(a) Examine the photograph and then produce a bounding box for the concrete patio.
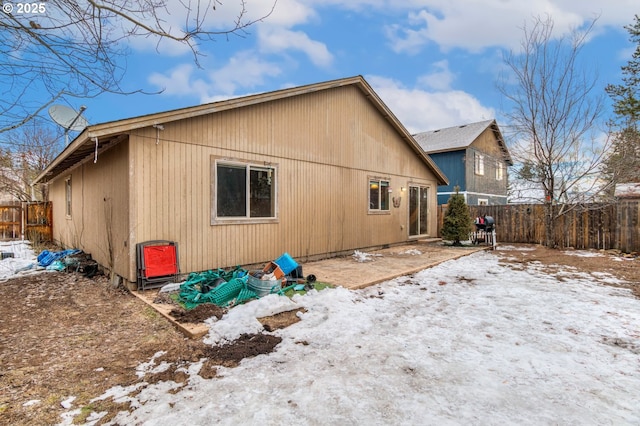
[303,241,488,290]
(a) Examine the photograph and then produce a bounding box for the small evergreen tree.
[441,187,472,246]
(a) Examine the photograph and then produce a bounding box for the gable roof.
[413,119,513,165]
[34,76,448,185]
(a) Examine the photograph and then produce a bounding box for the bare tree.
[0,123,63,201]
[499,16,610,247]
[0,0,277,133]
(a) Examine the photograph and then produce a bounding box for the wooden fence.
[0,202,22,240]
[0,202,52,242]
[437,200,640,253]
[25,202,53,243]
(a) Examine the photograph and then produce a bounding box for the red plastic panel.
[143,245,178,278]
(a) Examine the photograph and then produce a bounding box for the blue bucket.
[274,252,298,275]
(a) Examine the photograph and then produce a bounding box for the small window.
[65,176,72,218]
[496,162,504,181]
[369,179,390,211]
[215,161,276,221]
[478,198,489,206]
[475,153,484,175]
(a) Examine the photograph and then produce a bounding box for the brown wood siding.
[472,128,503,156]
[466,128,508,198]
[49,141,130,276]
[128,85,437,279]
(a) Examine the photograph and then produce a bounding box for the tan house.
[34,76,447,288]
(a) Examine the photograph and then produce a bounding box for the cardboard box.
[262,261,285,279]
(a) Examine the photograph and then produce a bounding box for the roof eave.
[33,130,126,184]
[34,129,91,184]
[34,75,449,186]
[355,79,449,185]
[489,120,513,166]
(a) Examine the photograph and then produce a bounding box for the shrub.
[441,187,472,246]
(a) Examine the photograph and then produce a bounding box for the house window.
[215,161,276,220]
[65,176,72,218]
[369,179,390,211]
[475,153,484,175]
[478,198,489,206]
[496,162,504,181]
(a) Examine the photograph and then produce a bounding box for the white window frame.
[495,162,504,181]
[369,178,390,213]
[475,153,485,176]
[64,176,72,218]
[478,198,489,206]
[212,158,278,225]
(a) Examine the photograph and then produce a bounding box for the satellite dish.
[48,105,89,144]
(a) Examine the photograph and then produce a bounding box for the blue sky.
[74,1,637,135]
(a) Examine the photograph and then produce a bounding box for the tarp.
[179,267,257,309]
[37,249,81,267]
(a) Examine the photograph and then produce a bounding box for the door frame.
[408,183,431,238]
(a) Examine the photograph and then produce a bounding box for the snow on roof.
[413,119,496,153]
[615,182,640,198]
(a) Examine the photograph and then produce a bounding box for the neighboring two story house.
[414,119,512,205]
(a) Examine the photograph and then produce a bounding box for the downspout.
[93,137,99,163]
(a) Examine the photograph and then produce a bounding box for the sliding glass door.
[409,185,429,237]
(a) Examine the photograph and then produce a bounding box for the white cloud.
[384,0,635,54]
[116,0,639,61]
[368,75,495,133]
[148,52,283,102]
[206,51,284,97]
[148,64,206,96]
[296,0,428,13]
[417,60,455,91]
[267,0,318,26]
[142,0,634,122]
[125,0,284,55]
[149,66,494,131]
[258,26,334,68]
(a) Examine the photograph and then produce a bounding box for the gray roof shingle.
[413,119,512,165]
[413,119,496,153]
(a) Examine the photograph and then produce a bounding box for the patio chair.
[136,240,180,291]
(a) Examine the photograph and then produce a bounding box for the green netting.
[209,278,244,305]
[183,266,245,285]
[179,267,256,309]
[235,286,258,305]
[180,277,240,309]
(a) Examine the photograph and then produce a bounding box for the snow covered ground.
[67,246,640,426]
[0,240,37,280]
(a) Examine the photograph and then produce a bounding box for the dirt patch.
[1,244,637,425]
[258,308,306,331]
[496,244,640,298]
[0,272,294,426]
[203,333,283,367]
[170,303,226,323]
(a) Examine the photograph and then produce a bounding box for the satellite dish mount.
[48,105,89,145]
